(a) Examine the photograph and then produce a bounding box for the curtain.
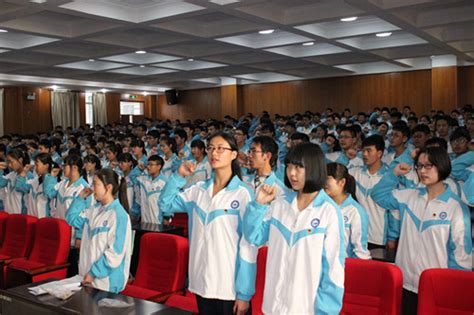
[51,91,80,129]
[92,92,107,126]
[0,88,3,136]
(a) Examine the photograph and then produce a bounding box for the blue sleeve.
[0,171,8,188]
[43,174,59,199]
[447,202,472,271]
[65,196,89,229]
[387,210,401,240]
[451,151,474,182]
[371,172,401,211]
[129,166,144,186]
[158,173,189,215]
[465,172,474,206]
[243,200,271,246]
[235,238,257,301]
[14,175,31,193]
[315,205,345,314]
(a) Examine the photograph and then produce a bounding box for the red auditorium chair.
[418,268,474,314]
[0,214,37,288]
[0,212,9,247]
[341,258,403,315]
[170,213,189,237]
[5,217,71,288]
[121,233,188,303]
[165,246,268,314]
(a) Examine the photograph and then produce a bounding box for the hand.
[410,148,419,160]
[51,167,61,177]
[150,147,158,155]
[386,240,398,250]
[110,161,118,169]
[325,137,335,146]
[256,184,276,205]
[74,239,81,249]
[0,162,7,170]
[79,188,93,199]
[393,162,412,176]
[346,148,358,160]
[20,164,32,176]
[138,162,146,170]
[233,300,250,315]
[178,160,196,177]
[82,273,94,286]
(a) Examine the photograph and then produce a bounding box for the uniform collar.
[418,184,452,203]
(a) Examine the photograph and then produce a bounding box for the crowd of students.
[0,104,472,314]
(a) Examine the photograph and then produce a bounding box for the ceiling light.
[340,17,358,22]
[258,29,274,35]
[302,42,314,46]
[187,58,194,62]
[139,65,145,68]
[376,32,392,37]
[101,88,107,93]
[0,29,8,33]
[143,92,148,96]
[29,0,48,3]
[135,50,147,54]
[88,59,95,62]
[51,85,58,91]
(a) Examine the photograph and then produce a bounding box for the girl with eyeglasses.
[372,147,472,315]
[243,143,345,314]
[159,132,256,315]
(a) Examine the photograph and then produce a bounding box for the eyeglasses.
[452,138,467,145]
[206,146,233,154]
[415,163,434,170]
[248,148,263,155]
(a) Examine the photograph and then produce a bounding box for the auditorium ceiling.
[0,0,473,93]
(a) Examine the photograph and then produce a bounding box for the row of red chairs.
[123,232,474,315]
[0,212,71,288]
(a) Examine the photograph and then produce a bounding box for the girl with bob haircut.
[66,168,132,293]
[243,142,345,314]
[0,148,31,214]
[325,162,370,259]
[372,146,472,315]
[159,132,257,315]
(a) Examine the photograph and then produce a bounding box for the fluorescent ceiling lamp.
[340,17,358,22]
[302,42,314,46]
[376,32,392,37]
[101,88,107,93]
[0,29,8,33]
[135,50,147,54]
[139,65,145,68]
[187,58,194,61]
[258,29,274,35]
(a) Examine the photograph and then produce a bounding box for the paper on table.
[28,275,83,296]
[98,298,135,308]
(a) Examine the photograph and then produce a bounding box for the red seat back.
[252,246,267,315]
[0,212,9,247]
[341,258,403,315]
[134,233,189,293]
[0,214,37,259]
[418,268,474,315]
[28,218,71,265]
[170,213,188,237]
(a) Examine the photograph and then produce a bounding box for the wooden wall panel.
[458,65,474,106]
[79,92,86,126]
[432,66,458,112]
[157,88,221,121]
[106,92,122,124]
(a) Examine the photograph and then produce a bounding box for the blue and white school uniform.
[339,195,371,259]
[371,172,472,293]
[243,190,345,315]
[130,167,167,224]
[326,151,364,170]
[185,157,212,188]
[158,173,257,302]
[15,175,54,218]
[242,171,286,198]
[0,170,29,214]
[66,198,132,293]
[161,154,179,177]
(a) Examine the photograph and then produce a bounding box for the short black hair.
[284,143,326,193]
[339,125,357,138]
[449,127,471,143]
[412,124,431,135]
[260,123,275,135]
[148,154,164,167]
[392,121,411,138]
[251,136,279,168]
[190,139,205,150]
[174,129,188,142]
[290,132,310,143]
[425,137,448,150]
[362,134,385,152]
[147,129,160,139]
[415,147,451,182]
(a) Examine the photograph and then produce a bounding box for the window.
[120,101,144,123]
[85,92,93,125]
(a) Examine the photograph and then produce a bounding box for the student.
[130,155,166,224]
[15,153,56,218]
[371,147,472,314]
[102,143,121,171]
[185,139,211,188]
[175,129,192,160]
[325,162,370,259]
[0,148,32,214]
[117,153,136,216]
[159,136,179,177]
[131,139,148,166]
[383,121,412,166]
[326,125,363,169]
[83,154,101,186]
[159,132,256,315]
[66,168,132,293]
[243,136,286,196]
[243,143,345,314]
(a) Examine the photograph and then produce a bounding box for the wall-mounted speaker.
[165,89,179,105]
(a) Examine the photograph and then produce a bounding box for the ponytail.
[326,162,357,201]
[119,176,130,214]
[96,168,130,214]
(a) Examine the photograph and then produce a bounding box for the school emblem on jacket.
[439,212,447,220]
[311,218,320,228]
[344,216,349,223]
[103,220,108,227]
[231,200,239,209]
